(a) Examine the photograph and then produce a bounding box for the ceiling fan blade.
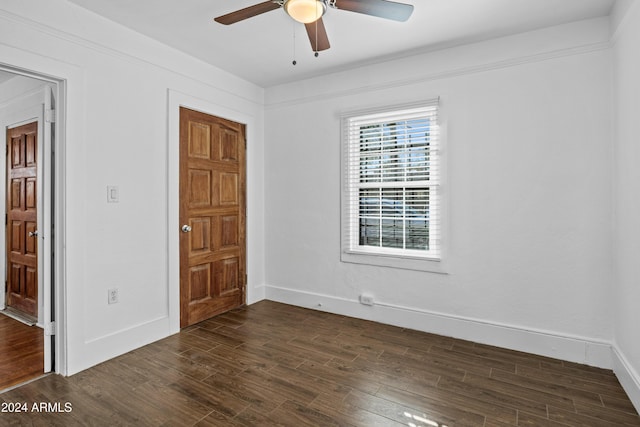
[335,0,413,22]
[214,1,281,25]
[305,17,331,52]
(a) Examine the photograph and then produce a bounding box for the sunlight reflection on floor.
[404,410,448,427]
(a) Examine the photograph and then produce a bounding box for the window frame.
[340,99,447,273]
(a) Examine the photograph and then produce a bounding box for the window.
[341,100,443,271]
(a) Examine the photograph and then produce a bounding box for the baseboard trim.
[248,285,266,305]
[265,285,613,369]
[68,315,171,375]
[612,345,640,412]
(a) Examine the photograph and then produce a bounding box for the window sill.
[341,250,448,273]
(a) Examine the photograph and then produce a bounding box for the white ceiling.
[66,0,615,88]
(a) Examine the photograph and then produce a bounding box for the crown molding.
[609,0,640,47]
[265,40,611,109]
[0,9,263,106]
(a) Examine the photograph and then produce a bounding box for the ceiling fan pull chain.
[314,16,319,57]
[292,21,297,65]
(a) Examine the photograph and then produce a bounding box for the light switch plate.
[107,186,119,203]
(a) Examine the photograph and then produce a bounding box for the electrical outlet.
[359,293,374,306]
[108,288,119,304]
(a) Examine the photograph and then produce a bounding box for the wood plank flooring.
[1,301,638,426]
[0,313,44,390]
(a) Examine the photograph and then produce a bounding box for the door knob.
[29,230,39,237]
[181,225,192,233]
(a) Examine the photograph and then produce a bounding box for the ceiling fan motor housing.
[284,0,328,24]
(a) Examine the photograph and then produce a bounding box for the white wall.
[0,0,266,375]
[612,0,640,410]
[264,18,614,367]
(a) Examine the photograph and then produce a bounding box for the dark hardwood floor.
[1,301,638,426]
[0,313,44,390]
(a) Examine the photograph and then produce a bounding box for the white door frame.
[0,65,65,375]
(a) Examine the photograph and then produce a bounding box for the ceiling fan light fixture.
[284,0,326,24]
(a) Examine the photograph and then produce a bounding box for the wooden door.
[179,108,246,328]
[5,122,38,318]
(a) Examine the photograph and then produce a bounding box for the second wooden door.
[5,121,38,319]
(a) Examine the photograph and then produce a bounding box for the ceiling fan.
[214,0,414,55]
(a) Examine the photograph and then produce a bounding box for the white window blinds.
[342,100,441,260]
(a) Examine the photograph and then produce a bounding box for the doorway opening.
[0,67,62,390]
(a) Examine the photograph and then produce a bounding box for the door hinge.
[45,109,56,124]
[45,321,56,336]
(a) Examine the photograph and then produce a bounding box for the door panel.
[220,215,239,248]
[179,108,246,328]
[217,257,239,295]
[220,173,239,205]
[5,121,38,318]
